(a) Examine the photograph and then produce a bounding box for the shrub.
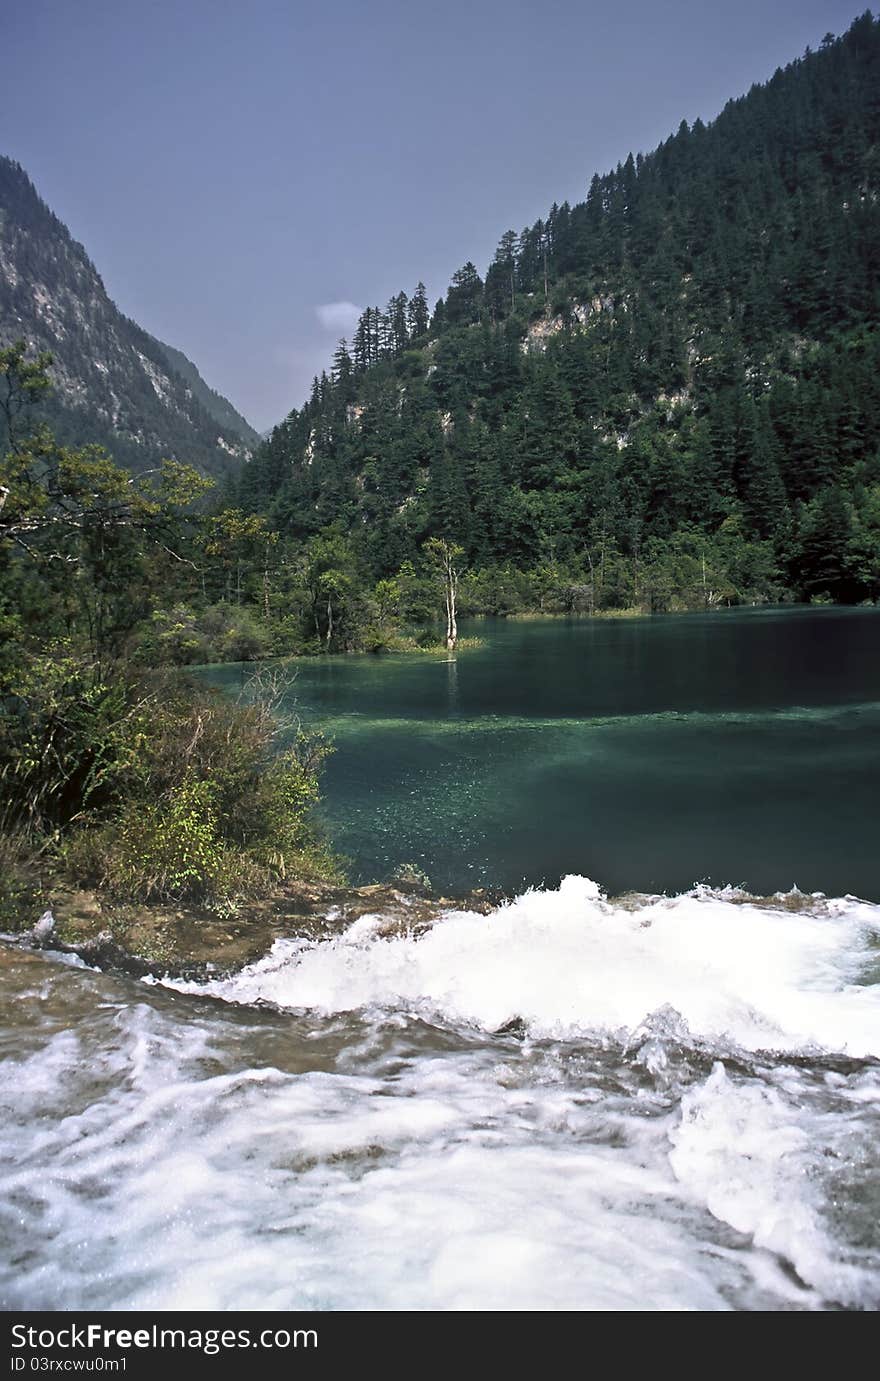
[0,829,44,929]
[64,777,277,910]
[116,775,219,898]
[0,653,152,833]
[8,655,338,909]
[197,604,272,662]
[129,603,273,666]
[128,605,210,666]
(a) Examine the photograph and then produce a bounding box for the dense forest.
[220,13,880,642]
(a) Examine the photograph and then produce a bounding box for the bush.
[129,603,273,666]
[128,605,211,665]
[0,830,44,929]
[6,654,338,909]
[197,604,272,662]
[63,778,277,911]
[0,653,152,833]
[117,775,220,897]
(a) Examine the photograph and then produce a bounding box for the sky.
[3,0,864,431]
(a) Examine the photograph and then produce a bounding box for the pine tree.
[407,283,429,338]
[445,263,484,325]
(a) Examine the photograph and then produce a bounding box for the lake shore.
[2,870,499,981]
[196,600,876,666]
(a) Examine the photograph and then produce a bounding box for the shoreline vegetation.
[0,345,876,962]
[2,596,873,975]
[2,344,824,962]
[2,586,869,981]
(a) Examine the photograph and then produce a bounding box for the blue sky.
[4,0,863,429]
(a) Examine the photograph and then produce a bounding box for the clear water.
[3,606,879,1313]
[208,605,880,900]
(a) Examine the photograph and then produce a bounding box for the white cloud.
[315,300,361,334]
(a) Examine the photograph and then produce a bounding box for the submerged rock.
[25,909,55,947]
[9,877,500,982]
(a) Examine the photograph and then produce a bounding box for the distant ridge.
[149,335,261,449]
[0,155,257,476]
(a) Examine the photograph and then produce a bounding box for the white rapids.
[182,876,880,1056]
[1,876,878,1311]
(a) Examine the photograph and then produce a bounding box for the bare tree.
[424,538,464,653]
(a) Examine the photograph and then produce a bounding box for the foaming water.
[180,877,880,1056]
[2,877,878,1312]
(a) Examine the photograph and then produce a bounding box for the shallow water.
[2,879,879,1311]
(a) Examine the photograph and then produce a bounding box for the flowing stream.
[2,608,879,1311]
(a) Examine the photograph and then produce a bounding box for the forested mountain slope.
[236,14,880,618]
[0,156,255,476]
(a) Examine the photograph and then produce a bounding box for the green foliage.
[225,18,880,616]
[0,340,53,449]
[0,643,331,849]
[0,654,151,833]
[129,605,211,665]
[0,829,46,929]
[392,862,432,891]
[0,350,336,909]
[54,670,337,907]
[130,603,273,665]
[460,565,536,616]
[113,775,222,899]
[0,372,212,662]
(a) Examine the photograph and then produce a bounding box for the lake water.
[214,605,880,901]
[3,607,879,1312]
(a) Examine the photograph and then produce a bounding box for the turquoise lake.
[206,605,880,900]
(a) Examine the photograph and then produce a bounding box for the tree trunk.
[445,563,458,652]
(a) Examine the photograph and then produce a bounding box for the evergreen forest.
[223,13,880,643]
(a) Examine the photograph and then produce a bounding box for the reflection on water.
[205,606,880,899]
[446,655,459,719]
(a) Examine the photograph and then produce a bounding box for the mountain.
[236,14,880,611]
[0,156,256,475]
[148,335,260,448]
